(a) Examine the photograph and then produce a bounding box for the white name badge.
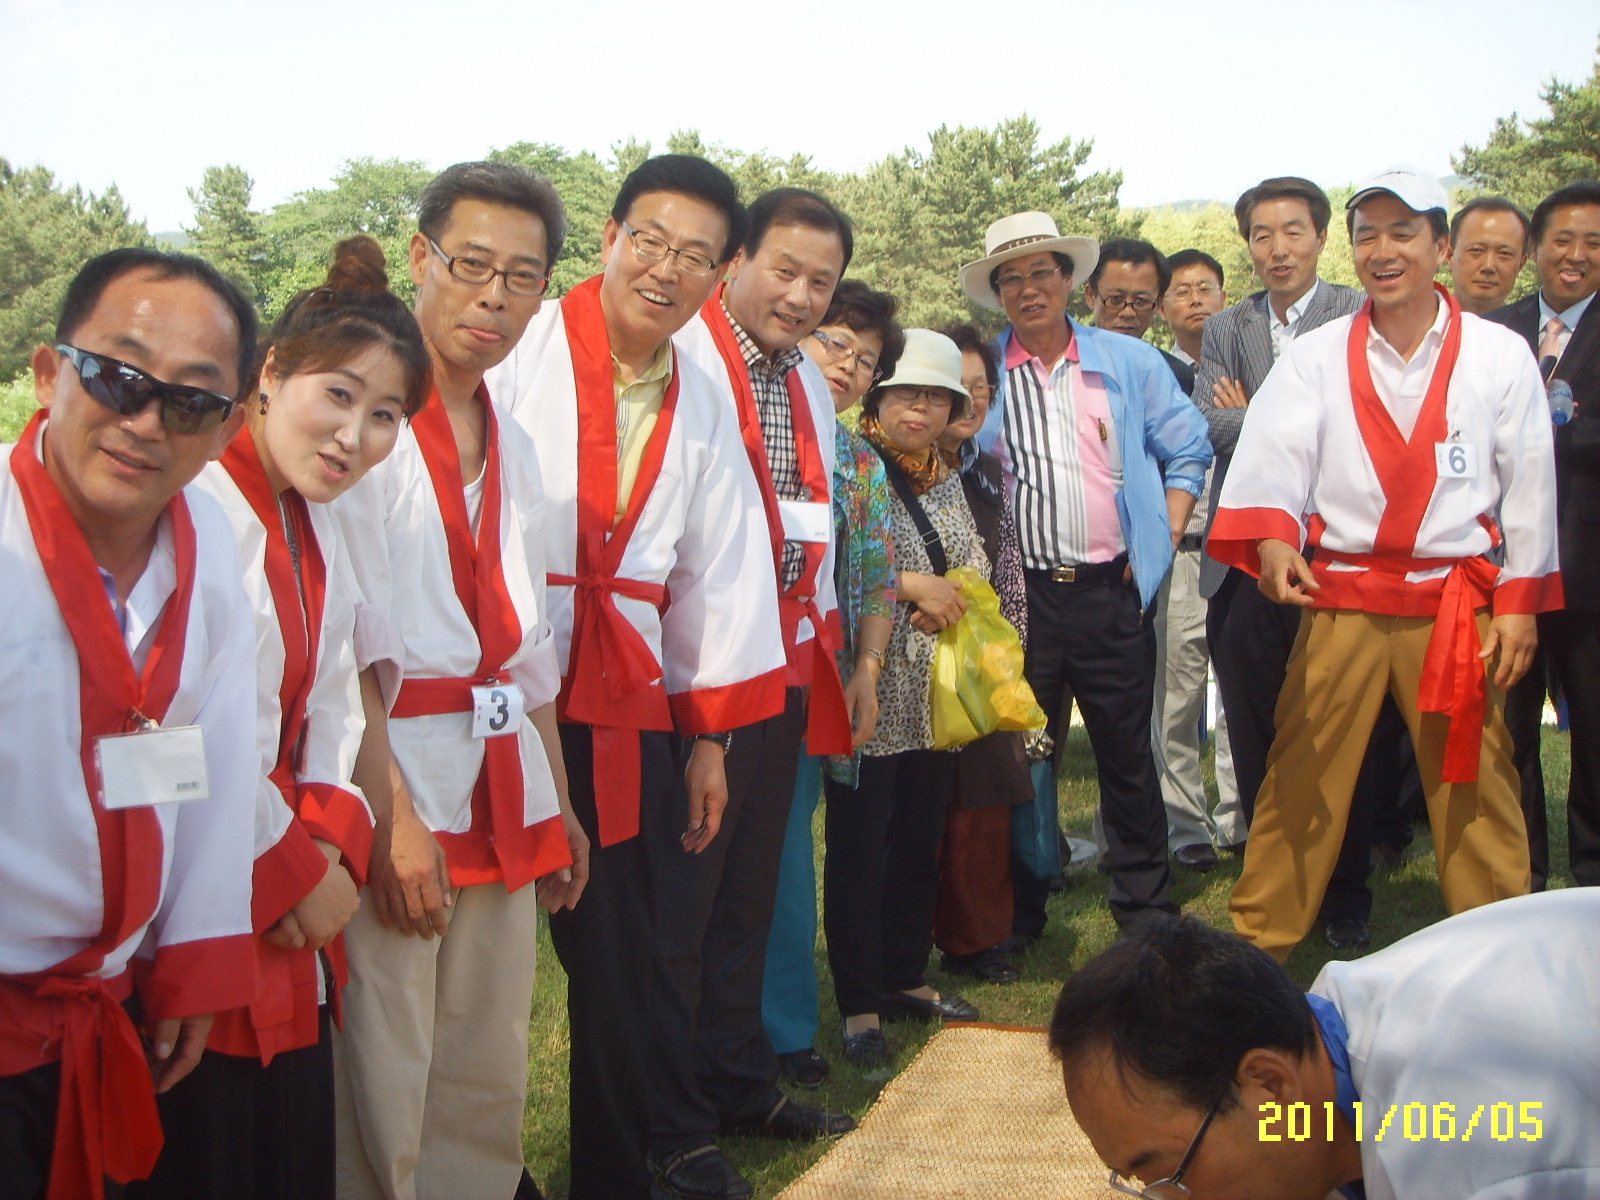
[96,725,210,809]
[778,500,831,544]
[471,682,525,739]
[1435,442,1480,480]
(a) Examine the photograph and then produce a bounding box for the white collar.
[1538,289,1594,333]
[1269,278,1320,332]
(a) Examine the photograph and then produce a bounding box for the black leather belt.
[1027,555,1128,586]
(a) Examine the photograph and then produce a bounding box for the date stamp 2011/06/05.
[1259,1101,1545,1143]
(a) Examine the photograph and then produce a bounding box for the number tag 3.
[471,682,525,739]
[1434,442,1479,480]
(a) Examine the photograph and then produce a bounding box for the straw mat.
[775,1024,1108,1199]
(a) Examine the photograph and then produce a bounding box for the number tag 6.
[1434,442,1479,480]
[471,682,525,739]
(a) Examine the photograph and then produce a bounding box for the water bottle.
[1548,378,1575,427]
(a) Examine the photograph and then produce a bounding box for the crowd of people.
[0,148,1594,1200]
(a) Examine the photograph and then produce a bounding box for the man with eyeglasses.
[1086,243,1243,873]
[0,248,260,1199]
[961,212,1211,938]
[330,162,588,1200]
[1050,895,1600,1200]
[487,155,791,1200]
[668,188,859,1199]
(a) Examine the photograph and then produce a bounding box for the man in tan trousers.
[1209,166,1561,962]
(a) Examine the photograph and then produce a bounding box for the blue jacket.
[976,318,1213,608]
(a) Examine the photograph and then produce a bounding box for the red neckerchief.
[1319,287,1489,780]
[8,409,190,1198]
[220,428,326,801]
[392,386,570,890]
[698,289,851,755]
[547,275,675,846]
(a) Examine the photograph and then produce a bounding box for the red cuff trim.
[297,782,375,888]
[437,816,574,894]
[252,821,329,933]
[669,665,787,734]
[136,933,257,1021]
[1494,572,1565,615]
[1207,507,1304,577]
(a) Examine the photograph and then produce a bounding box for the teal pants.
[760,750,824,1055]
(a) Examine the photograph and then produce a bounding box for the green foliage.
[186,165,268,304]
[488,142,616,294]
[0,370,36,442]
[1456,41,1600,214]
[0,159,150,383]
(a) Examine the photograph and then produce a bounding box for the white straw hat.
[959,212,1100,311]
[875,328,969,399]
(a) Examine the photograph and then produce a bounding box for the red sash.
[1311,288,1491,781]
[698,292,851,755]
[209,430,341,1062]
[392,388,571,891]
[6,410,191,1199]
[545,276,676,846]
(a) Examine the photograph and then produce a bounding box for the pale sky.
[3,0,1595,233]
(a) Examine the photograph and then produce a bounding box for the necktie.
[1539,317,1566,362]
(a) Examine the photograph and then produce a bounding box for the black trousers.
[1018,570,1173,925]
[1508,609,1600,888]
[126,1008,334,1200]
[0,1062,127,1200]
[649,689,806,1159]
[823,749,957,1018]
[547,725,673,1200]
[1208,569,1415,925]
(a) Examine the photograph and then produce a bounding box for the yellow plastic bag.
[929,566,1047,750]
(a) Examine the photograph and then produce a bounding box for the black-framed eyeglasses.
[881,385,955,412]
[56,345,237,435]
[1097,292,1159,314]
[995,265,1064,294]
[811,329,881,379]
[622,222,719,277]
[1167,282,1220,301]
[1107,1092,1224,1199]
[428,237,550,297]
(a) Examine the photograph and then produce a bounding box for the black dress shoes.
[880,989,981,1022]
[721,1095,856,1141]
[776,1046,829,1089]
[649,1146,752,1200]
[939,948,1022,984]
[841,1024,889,1068]
[1174,843,1219,870]
[1324,917,1372,952]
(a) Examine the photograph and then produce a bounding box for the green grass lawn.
[523,726,1574,1197]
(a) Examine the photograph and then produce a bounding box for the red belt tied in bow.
[1316,548,1499,783]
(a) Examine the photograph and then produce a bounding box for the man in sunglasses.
[487,155,789,1200]
[0,248,261,1199]
[1050,897,1600,1200]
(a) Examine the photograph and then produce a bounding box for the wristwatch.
[694,731,733,754]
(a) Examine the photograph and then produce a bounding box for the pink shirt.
[1006,333,1125,564]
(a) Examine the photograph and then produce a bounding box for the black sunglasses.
[56,344,238,435]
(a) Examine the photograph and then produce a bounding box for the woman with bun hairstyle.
[129,236,429,1200]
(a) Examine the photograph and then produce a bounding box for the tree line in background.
[3,43,1598,412]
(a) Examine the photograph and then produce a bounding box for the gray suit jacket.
[1193,280,1364,596]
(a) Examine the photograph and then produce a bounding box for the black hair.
[820,281,905,381]
[1165,248,1225,288]
[1087,238,1172,299]
[988,251,1076,297]
[1048,914,1319,1115]
[1530,180,1600,246]
[56,247,259,401]
[1234,176,1333,239]
[744,188,854,271]
[1449,196,1532,252]
[939,322,998,389]
[611,154,747,264]
[417,161,568,270]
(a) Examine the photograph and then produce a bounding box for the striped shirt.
[1002,332,1125,569]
